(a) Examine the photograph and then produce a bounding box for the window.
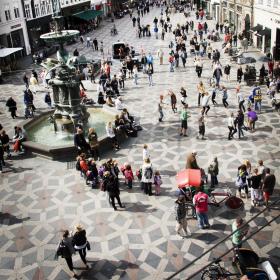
[46,0,51,13]
[41,0,46,15]
[273,0,278,7]
[14,4,20,18]
[5,5,11,21]
[34,3,40,17]
[267,0,271,6]
[258,0,263,4]
[24,3,31,18]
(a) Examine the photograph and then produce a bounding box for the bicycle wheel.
[185,203,197,219]
[201,267,227,280]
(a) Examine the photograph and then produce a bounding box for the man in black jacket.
[103,171,125,211]
[74,127,89,154]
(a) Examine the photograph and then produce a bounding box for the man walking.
[175,195,191,237]
[262,168,276,207]
[193,188,210,229]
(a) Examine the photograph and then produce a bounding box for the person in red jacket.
[193,188,210,229]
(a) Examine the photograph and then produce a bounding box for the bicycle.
[201,259,240,280]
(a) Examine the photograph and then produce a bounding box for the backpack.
[144,166,153,179]
[56,241,70,259]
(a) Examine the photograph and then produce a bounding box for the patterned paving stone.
[0,5,279,280]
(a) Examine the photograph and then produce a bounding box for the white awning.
[0,48,23,58]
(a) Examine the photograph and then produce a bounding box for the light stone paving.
[0,6,279,280]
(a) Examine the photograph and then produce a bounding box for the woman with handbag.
[55,230,77,278]
[72,225,89,269]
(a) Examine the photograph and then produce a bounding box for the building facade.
[219,0,253,35]
[253,0,280,56]
[0,0,31,55]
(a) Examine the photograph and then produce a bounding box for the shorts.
[181,120,188,129]
[263,191,270,201]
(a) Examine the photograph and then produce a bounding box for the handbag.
[86,241,91,250]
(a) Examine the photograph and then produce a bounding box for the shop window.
[24,3,31,18]
[35,3,40,17]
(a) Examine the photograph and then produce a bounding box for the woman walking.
[55,230,77,278]
[72,225,89,269]
[227,112,235,140]
[208,157,219,188]
[88,128,100,161]
[221,86,229,108]
[197,81,206,106]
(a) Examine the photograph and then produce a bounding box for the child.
[154,171,162,195]
[124,164,134,189]
[142,144,150,161]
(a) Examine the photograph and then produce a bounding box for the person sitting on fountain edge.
[74,127,90,154]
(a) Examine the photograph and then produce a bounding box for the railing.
[166,198,280,280]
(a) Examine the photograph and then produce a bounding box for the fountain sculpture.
[40,0,89,132]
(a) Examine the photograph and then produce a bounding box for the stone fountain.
[40,0,89,132]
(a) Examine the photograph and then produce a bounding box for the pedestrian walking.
[175,195,191,237]
[211,84,218,105]
[6,97,17,119]
[221,86,229,108]
[141,158,154,196]
[197,81,206,106]
[168,54,174,72]
[213,66,222,86]
[224,64,231,81]
[262,168,276,207]
[147,65,153,86]
[227,112,235,140]
[235,110,245,139]
[158,98,164,122]
[197,114,206,140]
[194,58,203,78]
[169,90,177,113]
[180,104,189,136]
[208,157,219,188]
[157,48,164,65]
[201,92,211,115]
[55,230,77,278]
[132,65,138,85]
[193,188,210,229]
[72,225,90,269]
[154,170,162,195]
[247,108,258,132]
[237,66,243,83]
[236,87,245,112]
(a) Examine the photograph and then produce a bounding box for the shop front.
[254,7,280,56]
[26,15,52,53]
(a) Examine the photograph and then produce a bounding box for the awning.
[0,47,23,58]
[258,28,271,37]
[72,9,103,21]
[250,24,263,32]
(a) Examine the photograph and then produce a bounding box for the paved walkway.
[0,6,279,280]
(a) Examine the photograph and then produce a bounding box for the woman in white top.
[106,122,119,150]
[201,92,211,115]
[227,112,235,140]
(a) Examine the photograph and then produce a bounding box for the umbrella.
[176,169,201,188]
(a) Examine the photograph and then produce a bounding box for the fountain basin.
[22,107,121,160]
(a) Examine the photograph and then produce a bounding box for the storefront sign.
[11,24,21,30]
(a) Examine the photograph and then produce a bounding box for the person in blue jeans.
[193,189,210,229]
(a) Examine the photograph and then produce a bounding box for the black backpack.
[144,167,153,179]
[76,160,81,171]
[56,241,70,258]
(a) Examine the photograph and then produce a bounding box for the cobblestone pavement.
[0,6,279,280]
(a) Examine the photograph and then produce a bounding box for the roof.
[72,9,103,21]
[0,47,23,58]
